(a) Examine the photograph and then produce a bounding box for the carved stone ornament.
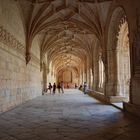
[0,25,40,65]
[0,26,25,53]
[25,52,31,65]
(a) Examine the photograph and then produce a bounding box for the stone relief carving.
[0,26,25,53]
[0,25,40,65]
[109,9,126,51]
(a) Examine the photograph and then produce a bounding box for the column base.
[123,102,140,118]
[108,96,128,103]
[88,90,107,103]
[88,91,127,103]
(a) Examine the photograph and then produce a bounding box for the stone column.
[106,49,117,95]
[123,12,140,117]
[105,49,120,102]
[91,67,94,90]
[42,64,49,92]
[83,64,86,83]
[93,49,99,91]
[79,66,83,84]
[86,63,90,88]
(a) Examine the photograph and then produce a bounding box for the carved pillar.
[91,66,94,90]
[25,52,31,65]
[105,49,117,96]
[130,10,140,105]
[79,66,83,84]
[86,63,90,88]
[93,46,99,91]
[83,63,86,83]
[123,8,140,118]
[42,63,49,91]
[25,36,33,65]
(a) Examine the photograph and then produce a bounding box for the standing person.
[67,83,69,89]
[53,83,56,94]
[57,82,61,93]
[60,81,64,93]
[48,83,52,94]
[79,84,82,90]
[75,83,78,89]
[83,82,87,94]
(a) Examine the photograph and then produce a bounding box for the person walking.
[53,83,56,94]
[57,82,61,93]
[79,84,82,90]
[75,83,78,89]
[83,82,87,94]
[60,81,64,93]
[48,83,52,94]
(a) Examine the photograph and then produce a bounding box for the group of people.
[44,81,64,94]
[79,82,88,94]
[44,81,88,95]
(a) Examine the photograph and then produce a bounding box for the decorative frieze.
[0,26,40,65]
[108,7,126,51]
[0,26,25,55]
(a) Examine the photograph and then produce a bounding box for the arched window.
[107,7,131,102]
[90,68,93,89]
[99,54,104,88]
[117,20,130,101]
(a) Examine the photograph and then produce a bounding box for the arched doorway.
[99,53,105,92]
[57,68,79,88]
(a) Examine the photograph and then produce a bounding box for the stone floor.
[0,89,140,140]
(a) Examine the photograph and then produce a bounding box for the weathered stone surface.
[0,0,140,127]
[0,89,140,140]
[0,37,42,113]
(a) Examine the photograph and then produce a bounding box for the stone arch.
[108,6,127,50]
[116,20,130,101]
[107,6,131,101]
[99,52,105,90]
[57,67,79,88]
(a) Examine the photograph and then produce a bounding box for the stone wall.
[105,0,140,105]
[0,0,42,113]
[0,42,42,113]
[89,0,140,117]
[0,0,25,45]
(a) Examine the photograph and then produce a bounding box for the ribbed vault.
[17,0,112,85]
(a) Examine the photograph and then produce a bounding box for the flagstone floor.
[0,89,140,140]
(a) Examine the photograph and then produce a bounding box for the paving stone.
[0,89,140,140]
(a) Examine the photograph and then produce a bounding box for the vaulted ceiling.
[18,0,112,74]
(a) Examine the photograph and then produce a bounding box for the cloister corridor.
[1,0,140,140]
[0,89,140,140]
